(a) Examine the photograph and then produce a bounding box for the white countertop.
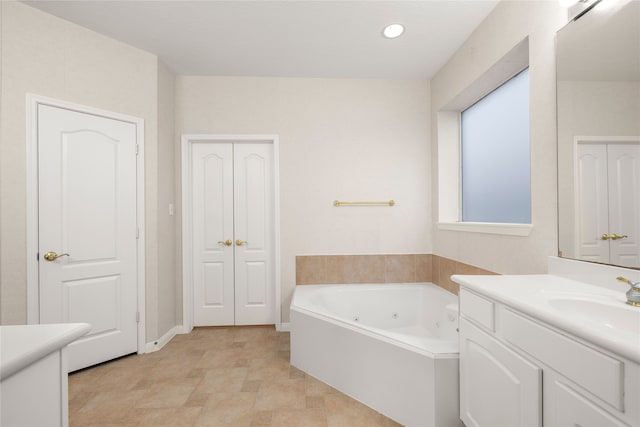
[0,323,91,380]
[452,274,640,364]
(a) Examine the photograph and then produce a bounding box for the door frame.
[181,134,281,332]
[25,94,146,355]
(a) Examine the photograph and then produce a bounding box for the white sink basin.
[547,298,640,335]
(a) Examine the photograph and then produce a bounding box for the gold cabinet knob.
[43,251,69,261]
[217,240,232,247]
[236,240,247,246]
[602,234,612,240]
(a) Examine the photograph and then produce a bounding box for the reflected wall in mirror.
[557,0,640,269]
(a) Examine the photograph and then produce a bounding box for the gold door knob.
[43,251,69,261]
[602,234,612,240]
[218,240,232,247]
[611,234,628,240]
[236,240,247,246]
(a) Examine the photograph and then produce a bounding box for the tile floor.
[69,326,403,426]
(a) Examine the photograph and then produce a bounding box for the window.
[437,38,532,236]
[461,68,531,224]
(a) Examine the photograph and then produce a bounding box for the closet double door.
[191,142,275,326]
[576,142,640,267]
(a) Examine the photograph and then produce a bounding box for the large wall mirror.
[557,0,640,269]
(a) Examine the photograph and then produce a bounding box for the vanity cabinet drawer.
[459,289,495,331]
[501,308,624,410]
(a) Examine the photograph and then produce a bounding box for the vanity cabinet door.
[460,318,542,427]
[546,379,630,427]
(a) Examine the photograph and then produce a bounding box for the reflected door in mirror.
[576,142,640,267]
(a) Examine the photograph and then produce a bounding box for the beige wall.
[1,0,575,333]
[157,60,177,338]
[175,76,431,322]
[0,1,4,322]
[430,1,567,274]
[0,2,174,342]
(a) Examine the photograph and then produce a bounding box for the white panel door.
[234,143,274,325]
[191,142,235,326]
[38,104,138,372]
[190,142,274,326]
[576,144,609,262]
[607,144,640,267]
[576,142,640,267]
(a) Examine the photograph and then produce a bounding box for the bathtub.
[290,283,462,427]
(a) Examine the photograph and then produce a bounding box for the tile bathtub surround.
[296,254,495,295]
[68,326,401,427]
[296,254,432,285]
[431,255,497,295]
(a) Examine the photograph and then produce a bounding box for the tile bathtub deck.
[69,326,402,427]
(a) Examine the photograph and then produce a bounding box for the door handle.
[236,240,247,246]
[43,251,69,261]
[602,234,629,241]
[218,240,233,247]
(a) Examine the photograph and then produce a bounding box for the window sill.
[437,221,533,236]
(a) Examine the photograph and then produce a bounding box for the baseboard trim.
[279,322,291,332]
[145,325,178,353]
[176,324,193,335]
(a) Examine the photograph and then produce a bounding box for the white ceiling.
[23,0,499,79]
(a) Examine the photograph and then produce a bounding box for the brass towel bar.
[333,200,395,207]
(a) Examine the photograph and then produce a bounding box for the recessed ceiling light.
[383,24,404,39]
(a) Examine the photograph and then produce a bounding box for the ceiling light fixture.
[383,24,404,39]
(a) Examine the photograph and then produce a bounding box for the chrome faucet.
[617,277,640,307]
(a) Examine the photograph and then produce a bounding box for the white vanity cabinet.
[1,323,91,427]
[458,284,640,427]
